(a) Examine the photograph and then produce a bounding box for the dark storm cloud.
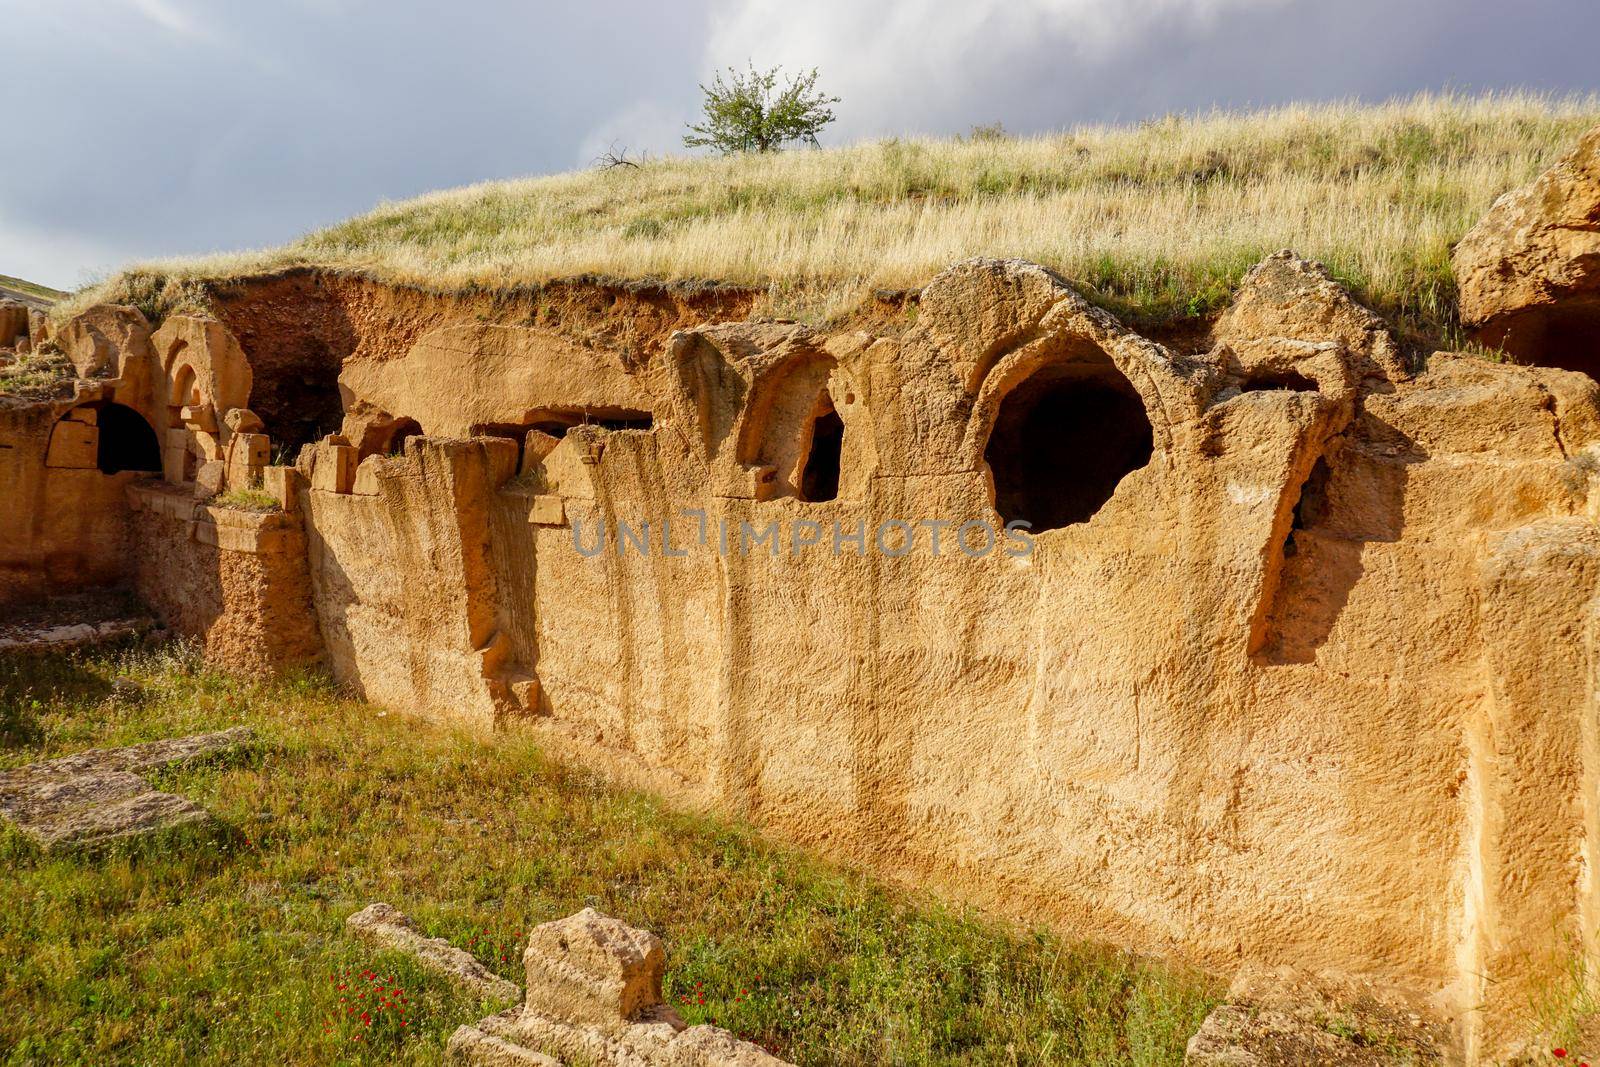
[2,0,708,286]
[3,0,1597,289]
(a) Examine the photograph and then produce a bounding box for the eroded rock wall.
[129,484,323,677]
[277,255,1600,1059]
[15,234,1600,1060]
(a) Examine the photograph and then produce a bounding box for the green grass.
[0,642,1218,1065]
[209,487,281,513]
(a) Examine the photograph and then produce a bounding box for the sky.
[3,0,1599,290]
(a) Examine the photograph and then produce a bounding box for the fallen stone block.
[524,906,666,1028]
[0,766,212,852]
[453,907,791,1067]
[312,439,358,493]
[22,788,214,852]
[347,903,521,1003]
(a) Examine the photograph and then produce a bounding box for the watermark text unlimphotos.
[571,510,1033,559]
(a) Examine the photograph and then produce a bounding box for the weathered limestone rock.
[346,903,520,1002]
[193,458,225,499]
[16,179,1600,1061]
[28,725,256,777]
[452,909,789,1067]
[223,407,265,435]
[59,304,153,379]
[225,431,270,488]
[446,1027,562,1066]
[1455,123,1600,371]
[1185,966,1449,1065]
[248,248,1600,1061]
[310,436,357,493]
[2,780,212,852]
[1213,249,1407,383]
[523,908,666,1028]
[0,728,254,852]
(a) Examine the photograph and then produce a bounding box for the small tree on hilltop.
[683,64,839,154]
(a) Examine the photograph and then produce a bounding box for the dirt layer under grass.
[0,641,1217,1066]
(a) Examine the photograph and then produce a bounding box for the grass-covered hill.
[0,273,65,308]
[75,93,1600,338]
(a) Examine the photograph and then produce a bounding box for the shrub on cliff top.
[684,64,840,155]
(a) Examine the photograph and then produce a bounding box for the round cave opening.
[984,361,1153,532]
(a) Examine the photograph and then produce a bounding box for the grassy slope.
[0,643,1217,1066]
[0,274,65,306]
[73,93,1600,335]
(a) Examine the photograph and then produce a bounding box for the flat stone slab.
[0,616,153,653]
[0,727,255,853]
[347,902,521,1002]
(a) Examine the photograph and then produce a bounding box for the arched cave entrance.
[1491,303,1600,382]
[984,360,1153,532]
[387,418,422,455]
[89,402,162,475]
[798,398,843,503]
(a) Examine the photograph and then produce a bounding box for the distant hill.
[0,274,66,309]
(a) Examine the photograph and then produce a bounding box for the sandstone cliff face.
[7,227,1600,1059]
[259,254,1599,1062]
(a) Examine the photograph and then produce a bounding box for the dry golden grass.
[72,92,1600,331]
